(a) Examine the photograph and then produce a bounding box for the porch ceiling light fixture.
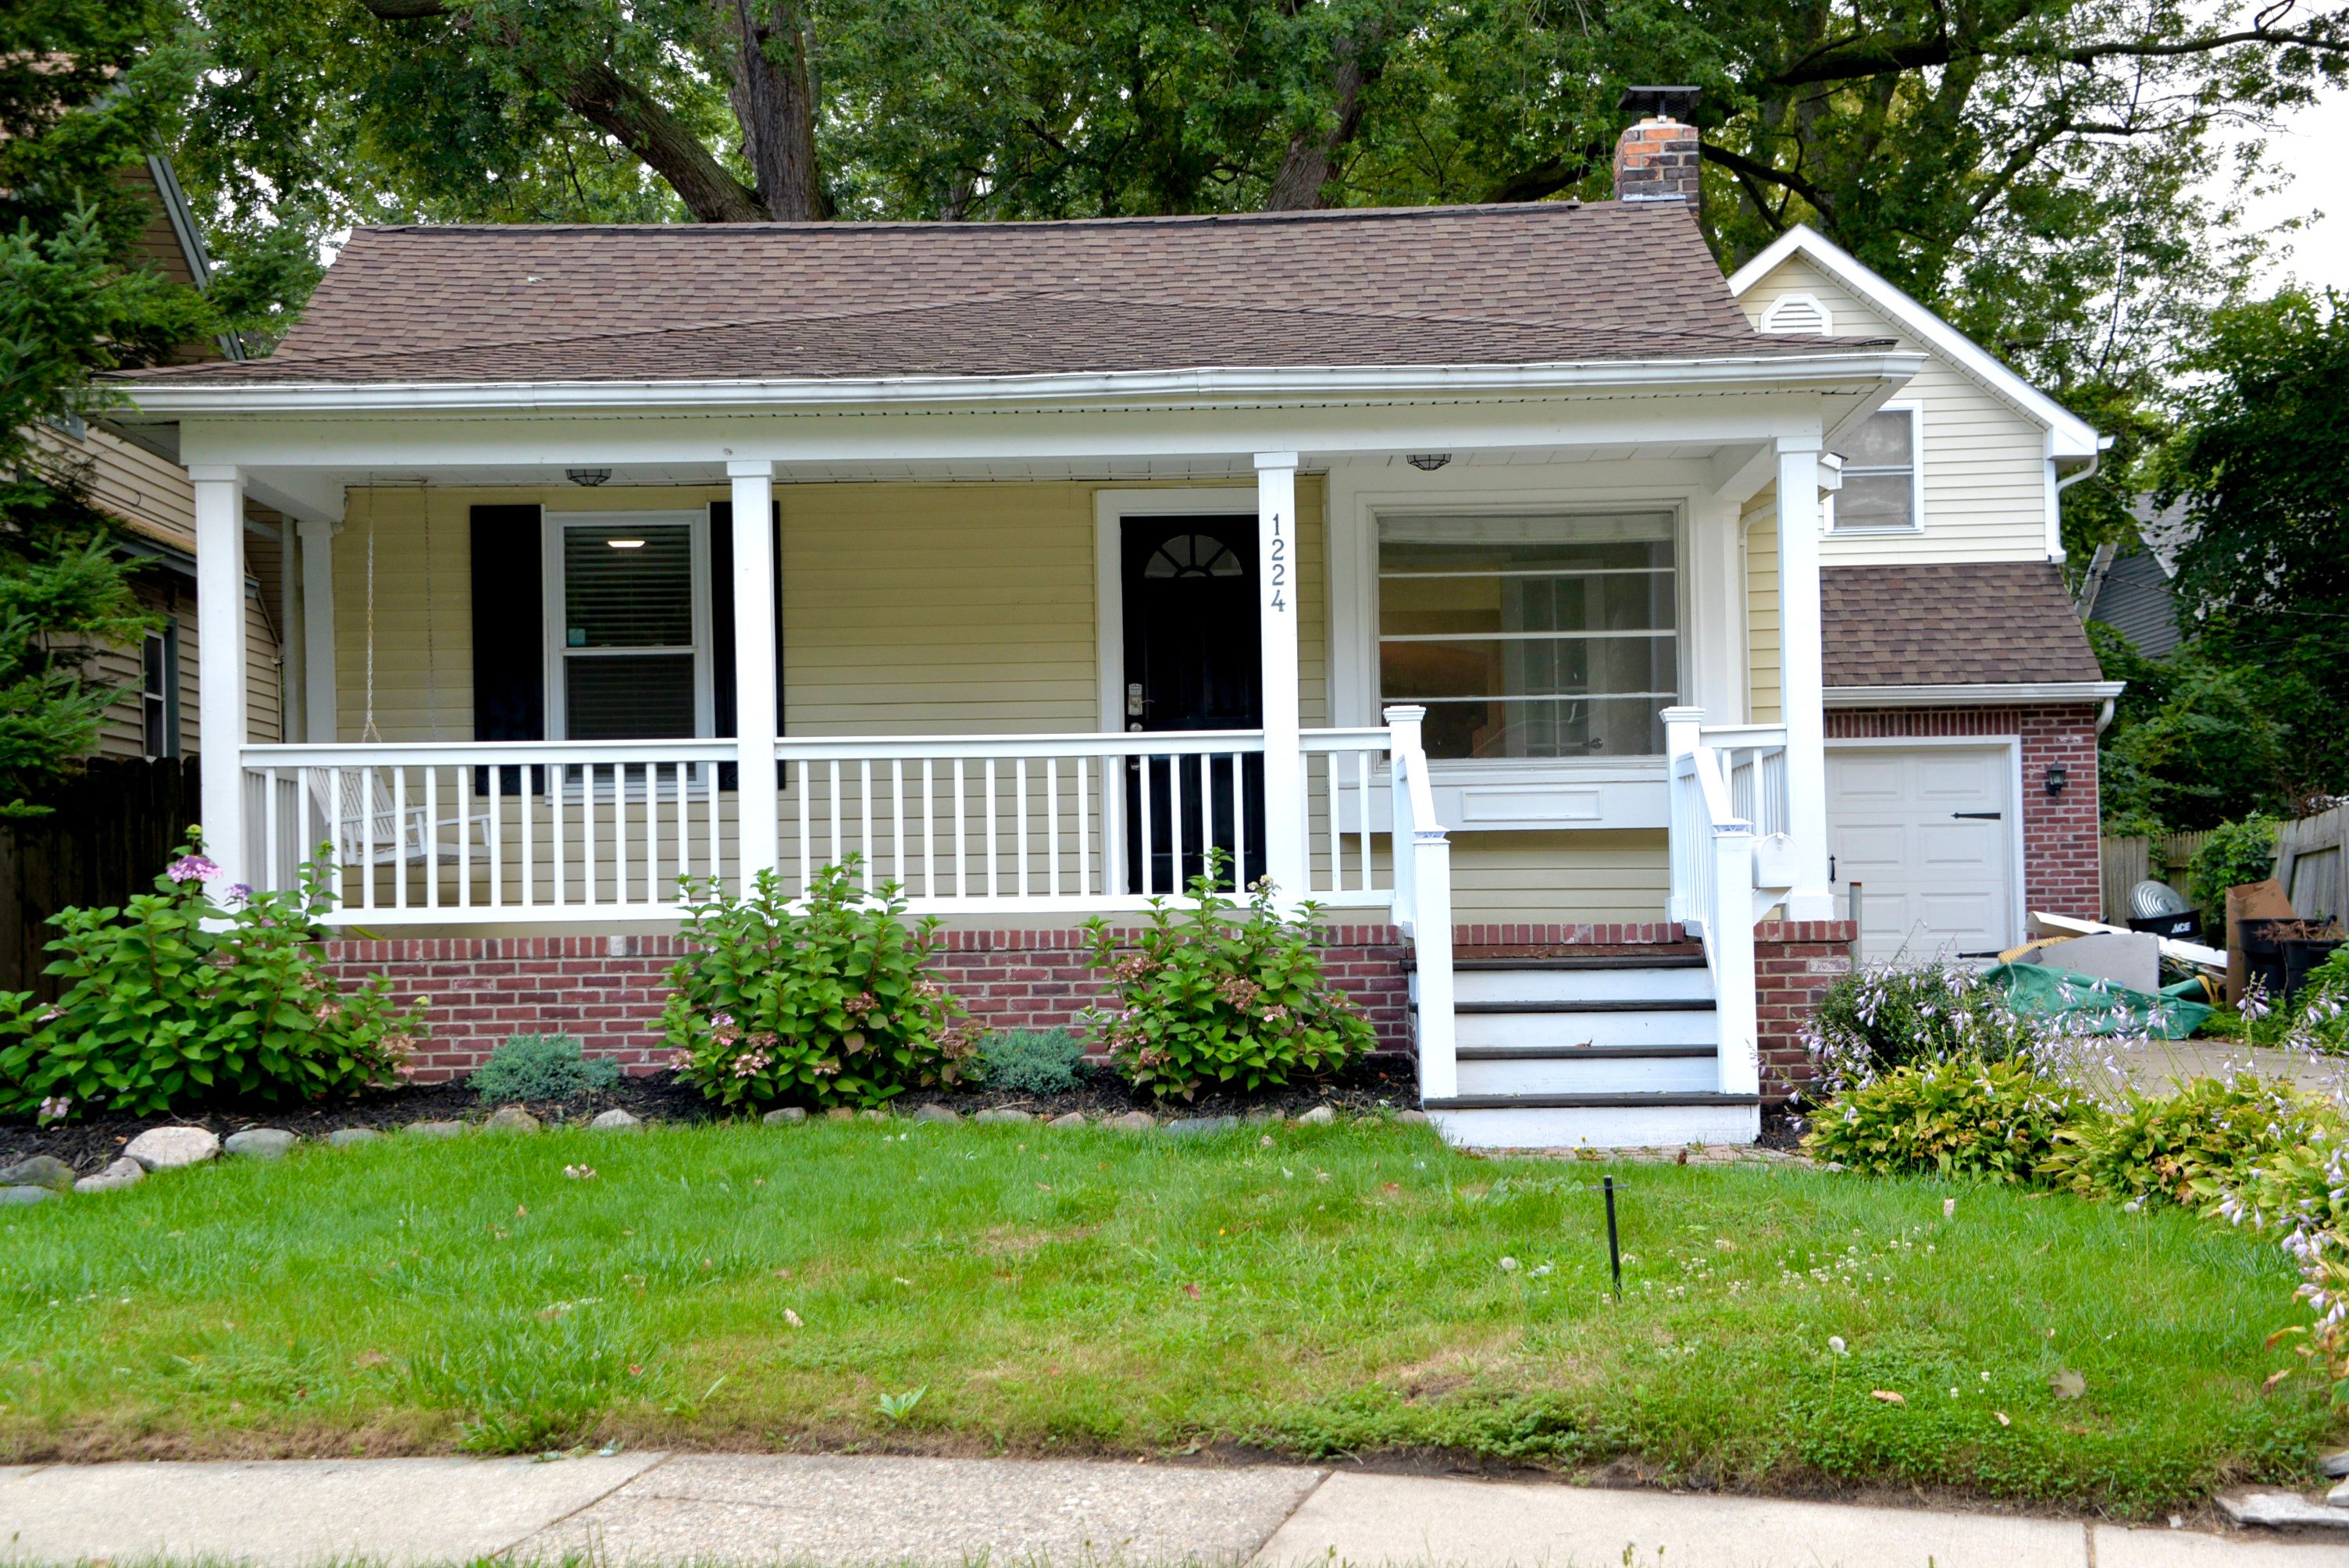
[565,467,612,486]
[606,537,646,549]
[1406,453,1453,472]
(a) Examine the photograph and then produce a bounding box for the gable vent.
[1759,292,1833,335]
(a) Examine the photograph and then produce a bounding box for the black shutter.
[471,504,544,793]
[708,499,782,789]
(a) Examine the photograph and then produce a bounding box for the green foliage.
[2185,815,2279,921]
[978,1028,1090,1096]
[1083,857,1373,1100]
[466,1033,620,1105]
[1802,964,2044,1099]
[1803,1058,2095,1182]
[2090,629,2315,833]
[2046,1075,2333,1206]
[0,839,425,1118]
[661,859,975,1112]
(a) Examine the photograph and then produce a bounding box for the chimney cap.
[1617,85,1701,121]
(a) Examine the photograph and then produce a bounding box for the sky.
[2228,87,2349,291]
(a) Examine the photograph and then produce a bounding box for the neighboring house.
[2075,498,2193,659]
[1727,230,2119,970]
[38,155,286,764]
[109,94,2112,1146]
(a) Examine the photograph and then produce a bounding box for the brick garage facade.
[328,926,1413,1083]
[1826,702,2105,922]
[1755,919,1860,1100]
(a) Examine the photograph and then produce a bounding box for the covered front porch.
[146,373,1892,1138]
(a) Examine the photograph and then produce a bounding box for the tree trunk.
[1264,30,1377,211]
[725,0,825,221]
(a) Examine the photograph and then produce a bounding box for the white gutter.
[117,350,1927,419]
[1823,681,2126,707]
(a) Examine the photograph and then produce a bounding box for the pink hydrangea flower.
[166,854,220,884]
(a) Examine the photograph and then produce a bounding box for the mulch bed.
[2,1057,1427,1176]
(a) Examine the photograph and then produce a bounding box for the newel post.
[728,459,780,889]
[1661,705,1703,924]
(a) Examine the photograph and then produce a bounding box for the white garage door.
[1827,744,2016,964]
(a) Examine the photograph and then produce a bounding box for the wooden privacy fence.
[2103,805,2348,925]
[0,757,200,998]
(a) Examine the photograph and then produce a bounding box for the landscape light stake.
[1603,1175,1623,1299]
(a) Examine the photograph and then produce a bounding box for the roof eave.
[117,351,1928,418]
[1823,680,2126,707]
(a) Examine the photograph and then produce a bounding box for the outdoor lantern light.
[2045,764,2068,796]
[1406,453,1453,471]
[565,467,612,486]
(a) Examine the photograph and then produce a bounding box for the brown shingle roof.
[1823,561,2105,686]
[123,202,1887,385]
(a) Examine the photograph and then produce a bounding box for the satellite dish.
[2130,879,2192,919]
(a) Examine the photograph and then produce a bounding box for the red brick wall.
[327,926,1415,1082]
[1754,919,1859,1101]
[1825,702,2105,921]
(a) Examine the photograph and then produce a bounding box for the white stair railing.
[1385,704,1456,1103]
[1664,709,1763,1101]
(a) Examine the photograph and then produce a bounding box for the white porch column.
[191,464,248,894]
[1255,452,1305,899]
[296,516,338,743]
[728,460,781,888]
[1774,440,1834,920]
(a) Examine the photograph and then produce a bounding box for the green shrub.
[1801,964,2043,1099]
[979,1028,1090,1095]
[468,1034,621,1104]
[1083,855,1374,1100]
[2186,814,2279,923]
[661,858,974,1112]
[2046,1074,2333,1206]
[2286,946,2349,1055]
[0,840,424,1120]
[1803,1057,2095,1182]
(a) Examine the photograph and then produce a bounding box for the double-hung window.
[141,621,180,760]
[543,512,712,743]
[1830,407,1922,532]
[1377,511,1681,761]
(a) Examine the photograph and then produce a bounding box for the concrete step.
[1425,1096,1762,1150]
[1446,961,1714,1006]
[1456,1046,1718,1096]
[1454,1005,1718,1051]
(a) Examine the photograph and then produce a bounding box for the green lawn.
[1,1118,2332,1513]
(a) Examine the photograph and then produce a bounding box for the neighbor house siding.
[1737,254,2051,565]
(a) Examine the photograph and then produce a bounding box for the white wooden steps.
[1413,953,1763,1149]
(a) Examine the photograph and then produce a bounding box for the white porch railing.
[1384,705,1457,1103]
[241,728,1399,923]
[1663,710,1767,1100]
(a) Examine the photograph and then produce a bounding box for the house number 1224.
[1267,511,1286,611]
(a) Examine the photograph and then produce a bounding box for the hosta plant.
[0,838,424,1118]
[1083,855,1374,1100]
[2045,1073,2333,1207]
[1803,1057,2095,1183]
[661,859,974,1112]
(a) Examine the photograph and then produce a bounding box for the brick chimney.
[1612,85,1702,203]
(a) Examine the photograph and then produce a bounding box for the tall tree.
[0,2,221,813]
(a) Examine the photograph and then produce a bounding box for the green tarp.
[1984,961,2214,1039]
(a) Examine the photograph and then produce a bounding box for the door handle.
[1952,811,2002,820]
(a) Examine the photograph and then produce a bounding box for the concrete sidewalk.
[3,1452,2345,1567]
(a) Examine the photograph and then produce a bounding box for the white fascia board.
[1727,227,2098,461]
[119,350,1926,419]
[1823,681,2125,707]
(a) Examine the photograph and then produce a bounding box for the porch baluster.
[1014,757,1029,896]
[1046,757,1060,898]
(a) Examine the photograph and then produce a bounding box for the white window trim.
[1759,291,1834,335]
[1092,486,1260,732]
[540,509,715,742]
[1825,401,1924,536]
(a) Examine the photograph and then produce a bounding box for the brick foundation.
[1826,703,2105,921]
[1755,919,1860,1102]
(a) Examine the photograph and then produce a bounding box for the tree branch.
[1698,141,1838,219]
[1265,25,1383,209]
[1760,21,2349,90]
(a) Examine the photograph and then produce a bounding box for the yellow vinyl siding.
[1450,831,1669,925]
[1743,497,1780,722]
[1738,254,2050,564]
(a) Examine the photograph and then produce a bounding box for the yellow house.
[112,98,2109,1147]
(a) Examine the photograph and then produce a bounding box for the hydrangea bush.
[1082,857,1373,1100]
[660,859,974,1112]
[0,838,425,1119]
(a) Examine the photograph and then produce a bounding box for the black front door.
[1121,517,1266,894]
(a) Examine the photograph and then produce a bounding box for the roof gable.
[1727,226,2100,461]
